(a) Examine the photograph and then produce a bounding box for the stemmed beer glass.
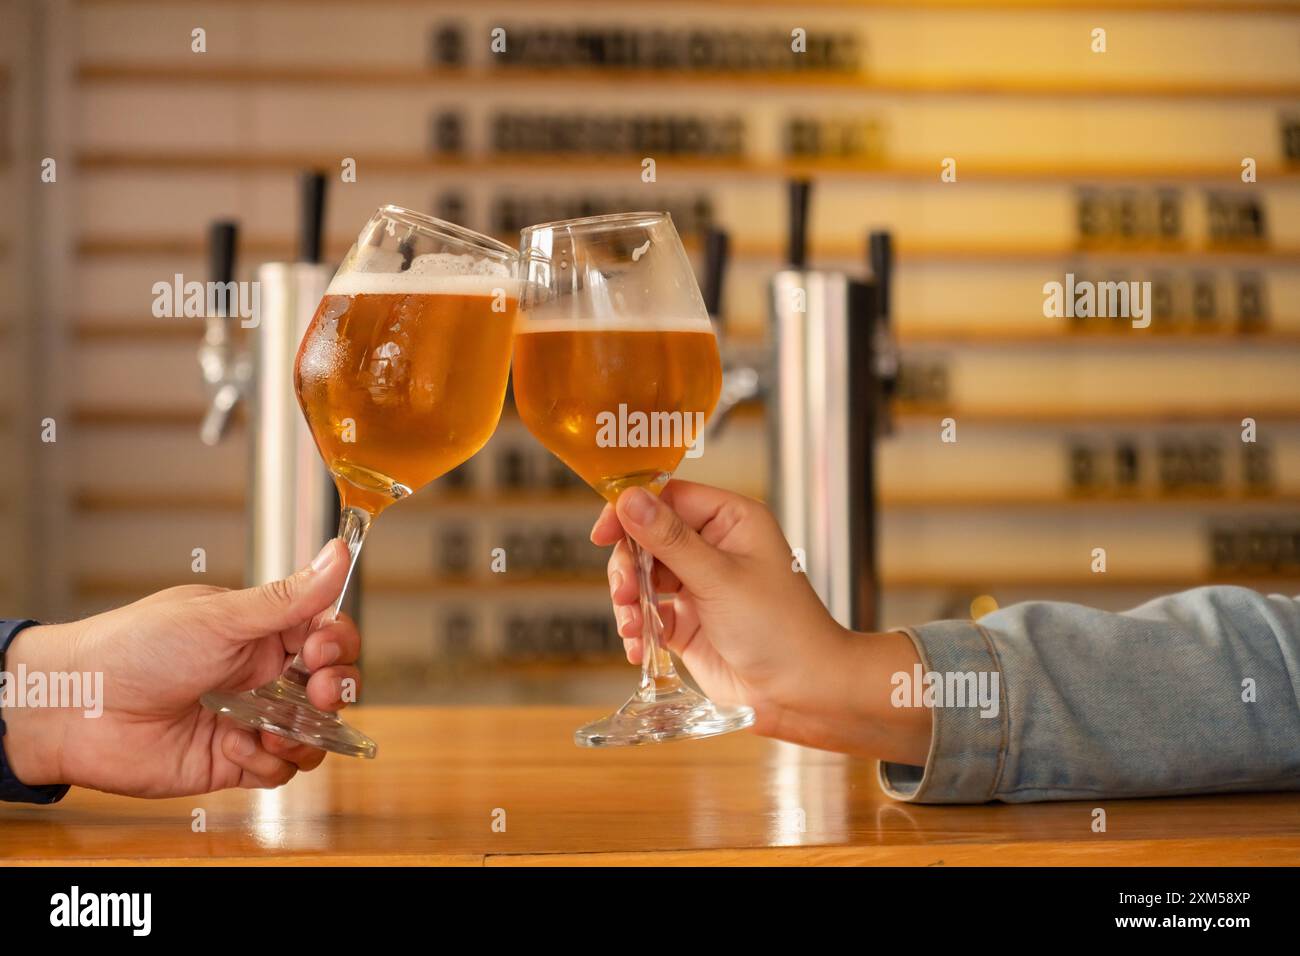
[202,205,519,758]
[511,212,756,746]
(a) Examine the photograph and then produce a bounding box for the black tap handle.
[208,220,237,285]
[786,178,811,269]
[298,170,328,264]
[869,230,893,322]
[702,227,730,320]
[207,221,238,316]
[868,229,899,422]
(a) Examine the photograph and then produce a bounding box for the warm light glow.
[768,739,850,846]
[970,594,999,619]
[250,787,286,849]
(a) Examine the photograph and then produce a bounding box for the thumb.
[615,486,728,592]
[207,539,350,641]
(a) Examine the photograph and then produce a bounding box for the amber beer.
[512,324,721,501]
[296,272,518,515]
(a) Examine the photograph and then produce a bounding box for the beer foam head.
[350,245,406,275]
[517,316,716,333]
[327,251,518,298]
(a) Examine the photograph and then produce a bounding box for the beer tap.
[702,226,729,325]
[198,220,251,447]
[869,230,900,436]
[247,170,340,592]
[768,177,891,631]
[703,226,762,438]
[786,178,811,271]
[709,178,814,439]
[298,169,327,265]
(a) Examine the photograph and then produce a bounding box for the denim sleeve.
[878,586,1300,803]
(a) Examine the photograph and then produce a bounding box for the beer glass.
[512,212,755,746]
[202,206,519,757]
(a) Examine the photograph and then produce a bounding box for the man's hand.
[2,539,361,797]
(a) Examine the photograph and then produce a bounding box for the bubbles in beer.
[297,262,519,514]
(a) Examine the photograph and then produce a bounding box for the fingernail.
[230,731,256,757]
[616,606,633,634]
[318,642,341,666]
[609,570,623,596]
[311,540,338,572]
[621,487,656,525]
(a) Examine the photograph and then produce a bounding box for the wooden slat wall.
[3,0,1298,696]
[1,0,34,608]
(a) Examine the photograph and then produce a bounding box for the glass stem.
[629,534,682,698]
[281,504,371,687]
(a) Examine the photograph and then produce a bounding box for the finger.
[623,636,642,664]
[654,562,681,595]
[223,729,299,789]
[285,614,361,668]
[203,539,349,644]
[590,503,622,546]
[659,480,756,543]
[613,600,677,644]
[619,602,682,663]
[607,540,679,606]
[604,480,759,562]
[607,540,635,605]
[305,665,360,711]
[614,602,640,639]
[260,731,327,772]
[616,487,731,594]
[661,599,699,657]
[238,769,300,790]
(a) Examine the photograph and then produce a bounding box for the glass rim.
[373,204,518,261]
[520,210,672,239]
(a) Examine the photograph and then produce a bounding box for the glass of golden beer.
[512,212,755,746]
[202,205,519,758]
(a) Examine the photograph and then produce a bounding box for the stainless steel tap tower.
[199,172,343,602]
[247,256,336,587]
[766,180,896,631]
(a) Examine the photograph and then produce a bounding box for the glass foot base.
[575,681,755,747]
[202,678,377,759]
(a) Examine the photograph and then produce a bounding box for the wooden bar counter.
[1,707,1296,866]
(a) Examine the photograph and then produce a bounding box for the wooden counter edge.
[6,836,1294,867]
[3,854,485,867]
[485,836,1300,867]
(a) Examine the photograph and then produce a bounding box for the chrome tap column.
[249,258,335,585]
[198,172,342,595]
[249,171,337,587]
[767,180,893,631]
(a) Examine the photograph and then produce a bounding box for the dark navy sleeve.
[1,619,71,804]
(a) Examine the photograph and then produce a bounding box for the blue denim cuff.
[878,619,1008,804]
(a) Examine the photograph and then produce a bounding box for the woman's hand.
[592,481,930,762]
